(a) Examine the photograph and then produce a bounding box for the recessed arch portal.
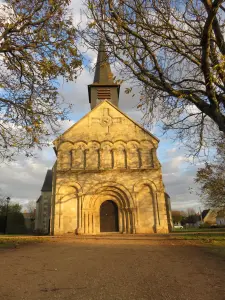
[81,182,136,234]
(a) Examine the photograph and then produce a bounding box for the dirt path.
[0,238,225,300]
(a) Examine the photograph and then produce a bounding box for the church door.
[100,200,119,232]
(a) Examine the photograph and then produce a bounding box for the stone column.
[128,208,133,233]
[132,210,136,234]
[133,194,140,233]
[155,192,160,226]
[88,211,91,234]
[76,193,83,235]
[118,208,123,233]
[121,209,126,234]
[83,211,87,234]
[125,207,130,233]
[92,212,96,234]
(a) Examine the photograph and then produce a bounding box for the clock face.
[101,116,112,127]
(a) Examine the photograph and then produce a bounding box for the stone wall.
[57,140,158,171]
[52,168,169,235]
[35,191,51,234]
[51,101,170,235]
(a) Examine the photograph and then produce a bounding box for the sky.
[0,0,204,213]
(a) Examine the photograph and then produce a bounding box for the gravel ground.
[0,238,225,300]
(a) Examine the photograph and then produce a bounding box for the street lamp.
[4,197,10,234]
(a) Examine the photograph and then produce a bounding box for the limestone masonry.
[35,42,172,235]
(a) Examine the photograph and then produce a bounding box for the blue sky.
[0,0,204,213]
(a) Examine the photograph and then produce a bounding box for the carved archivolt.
[57,140,157,171]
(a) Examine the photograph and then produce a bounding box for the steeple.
[93,40,114,84]
[88,41,120,109]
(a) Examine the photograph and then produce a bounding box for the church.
[35,42,172,235]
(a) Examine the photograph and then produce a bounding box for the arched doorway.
[100,200,119,232]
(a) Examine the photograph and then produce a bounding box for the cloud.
[0,147,55,206]
[161,151,202,211]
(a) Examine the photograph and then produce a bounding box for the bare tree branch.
[81,0,225,157]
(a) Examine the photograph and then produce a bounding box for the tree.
[0,199,22,215]
[82,0,225,156]
[25,200,36,220]
[171,210,183,224]
[187,208,197,216]
[195,142,225,208]
[185,214,200,225]
[0,195,24,233]
[180,209,200,225]
[0,193,10,215]
[0,0,82,161]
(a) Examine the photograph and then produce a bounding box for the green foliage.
[199,222,212,228]
[0,0,82,161]
[0,200,25,234]
[172,210,186,224]
[184,214,200,225]
[0,202,22,215]
[5,212,25,234]
[172,214,182,224]
[0,236,46,248]
[195,142,225,208]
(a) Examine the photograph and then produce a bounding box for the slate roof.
[88,41,120,103]
[93,40,115,85]
[41,169,52,192]
[36,195,42,203]
[201,209,210,220]
[165,192,170,199]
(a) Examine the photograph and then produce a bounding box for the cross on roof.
[92,108,123,133]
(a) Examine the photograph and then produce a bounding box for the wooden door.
[100,200,119,232]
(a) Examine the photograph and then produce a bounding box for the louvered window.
[97,88,111,100]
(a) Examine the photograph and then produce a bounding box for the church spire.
[93,40,114,84]
[88,40,120,109]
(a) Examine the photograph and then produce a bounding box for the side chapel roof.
[41,169,52,192]
[36,195,42,203]
[201,209,210,220]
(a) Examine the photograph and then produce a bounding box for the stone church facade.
[35,42,172,235]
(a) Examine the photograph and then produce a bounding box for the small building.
[202,208,225,226]
[216,210,225,225]
[202,209,218,225]
[35,170,52,234]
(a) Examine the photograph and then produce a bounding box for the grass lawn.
[0,235,49,249]
[1,233,225,259]
[172,227,225,232]
[172,233,225,242]
[172,233,225,258]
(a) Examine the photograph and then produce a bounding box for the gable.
[54,101,159,148]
